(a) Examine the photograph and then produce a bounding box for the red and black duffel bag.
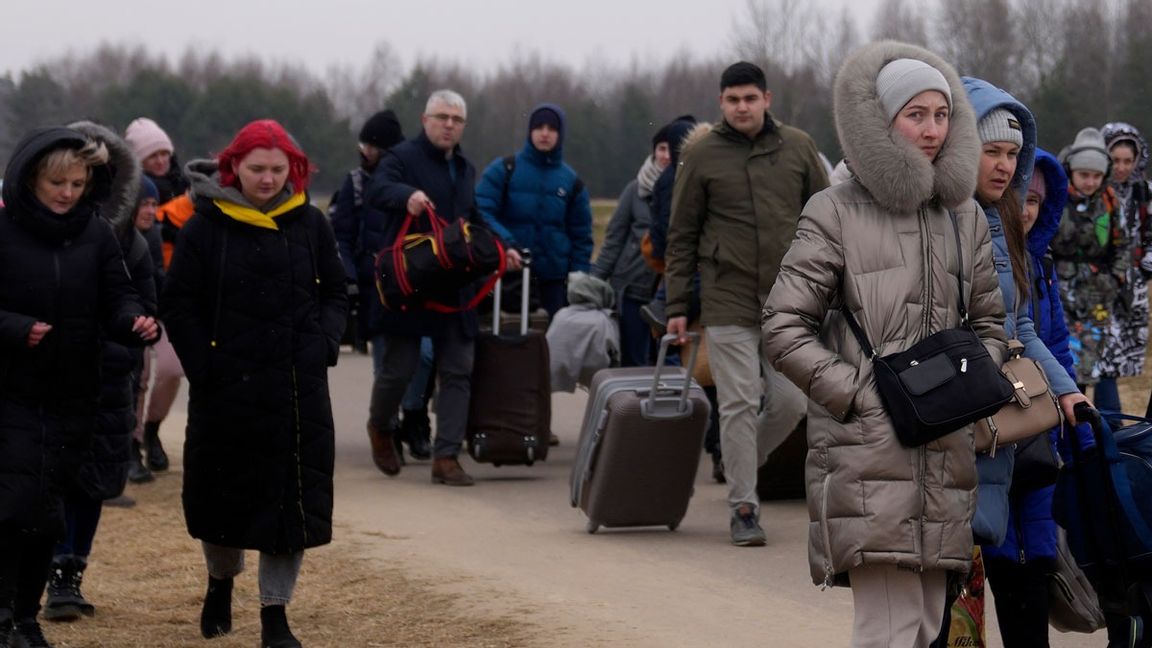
[375,208,505,313]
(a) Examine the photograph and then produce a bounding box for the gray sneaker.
[730,504,766,546]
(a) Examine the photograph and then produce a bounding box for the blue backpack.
[1053,407,1152,619]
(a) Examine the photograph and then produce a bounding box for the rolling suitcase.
[570,334,711,533]
[466,263,551,466]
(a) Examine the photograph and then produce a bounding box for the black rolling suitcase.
[465,263,551,466]
[570,334,711,533]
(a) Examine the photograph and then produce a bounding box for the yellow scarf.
[214,192,306,230]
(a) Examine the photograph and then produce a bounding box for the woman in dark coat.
[162,119,347,648]
[0,128,157,647]
[41,121,159,624]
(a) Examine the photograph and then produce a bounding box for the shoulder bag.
[973,338,1061,455]
[841,211,1015,447]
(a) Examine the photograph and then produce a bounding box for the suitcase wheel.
[525,460,534,467]
[586,520,600,534]
[493,462,502,467]
[668,520,681,532]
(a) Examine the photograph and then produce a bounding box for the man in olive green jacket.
[666,62,829,546]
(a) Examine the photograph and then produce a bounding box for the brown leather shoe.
[367,422,401,476]
[431,456,475,486]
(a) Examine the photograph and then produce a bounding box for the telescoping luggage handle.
[491,249,532,335]
[643,333,702,419]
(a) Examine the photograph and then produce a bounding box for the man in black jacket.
[364,90,508,486]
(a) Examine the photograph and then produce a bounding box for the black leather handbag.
[842,212,1015,447]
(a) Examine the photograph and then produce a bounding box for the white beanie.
[876,58,952,123]
[124,117,174,162]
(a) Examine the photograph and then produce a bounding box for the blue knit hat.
[139,175,159,203]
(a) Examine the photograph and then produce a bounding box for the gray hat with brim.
[1062,127,1110,174]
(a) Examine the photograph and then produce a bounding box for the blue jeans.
[54,493,103,559]
[618,296,652,367]
[202,543,303,606]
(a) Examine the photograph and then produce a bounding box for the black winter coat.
[366,132,483,338]
[330,168,392,338]
[0,127,147,535]
[77,230,157,500]
[162,190,347,554]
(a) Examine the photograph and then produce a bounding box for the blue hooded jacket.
[963,77,1079,548]
[982,148,1075,563]
[475,103,593,281]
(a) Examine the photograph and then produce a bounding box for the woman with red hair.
[162,119,347,648]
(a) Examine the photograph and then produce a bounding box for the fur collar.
[679,123,714,159]
[68,121,141,241]
[834,41,979,214]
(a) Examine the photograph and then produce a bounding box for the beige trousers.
[849,565,948,648]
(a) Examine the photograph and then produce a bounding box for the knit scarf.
[636,155,663,199]
[214,191,306,230]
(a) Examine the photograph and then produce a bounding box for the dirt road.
[321,351,1092,648]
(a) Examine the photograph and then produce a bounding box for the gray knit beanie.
[876,58,952,123]
[977,108,1023,147]
[1064,128,1110,174]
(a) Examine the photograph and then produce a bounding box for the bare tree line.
[0,0,1149,197]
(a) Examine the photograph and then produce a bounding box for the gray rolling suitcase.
[570,334,711,533]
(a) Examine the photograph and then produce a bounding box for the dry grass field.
[44,474,533,648]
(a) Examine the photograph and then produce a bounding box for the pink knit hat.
[124,117,174,161]
[1027,170,1047,203]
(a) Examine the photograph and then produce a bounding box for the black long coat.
[162,190,347,554]
[0,128,147,535]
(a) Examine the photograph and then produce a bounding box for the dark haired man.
[666,61,829,546]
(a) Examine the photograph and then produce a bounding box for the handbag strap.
[841,210,966,357]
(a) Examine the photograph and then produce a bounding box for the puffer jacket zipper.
[820,470,834,589]
[916,206,933,567]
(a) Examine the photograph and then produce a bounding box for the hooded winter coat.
[67,121,159,501]
[162,160,347,553]
[980,149,1075,564]
[666,113,829,327]
[591,156,662,302]
[0,127,148,535]
[963,80,1080,549]
[1098,121,1150,378]
[475,103,593,281]
[763,41,1008,586]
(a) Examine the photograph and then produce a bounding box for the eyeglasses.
[428,113,466,125]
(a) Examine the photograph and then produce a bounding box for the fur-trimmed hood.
[67,121,141,242]
[678,122,714,159]
[962,76,1036,195]
[833,41,979,214]
[1102,121,1149,184]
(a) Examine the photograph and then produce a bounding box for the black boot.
[400,409,432,460]
[44,556,93,621]
[143,421,169,472]
[200,576,233,639]
[127,439,154,483]
[11,618,53,647]
[260,605,302,648]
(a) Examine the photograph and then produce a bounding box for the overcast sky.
[2,0,880,78]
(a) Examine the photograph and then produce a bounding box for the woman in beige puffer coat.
[763,41,1008,647]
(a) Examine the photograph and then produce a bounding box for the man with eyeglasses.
[364,89,509,486]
